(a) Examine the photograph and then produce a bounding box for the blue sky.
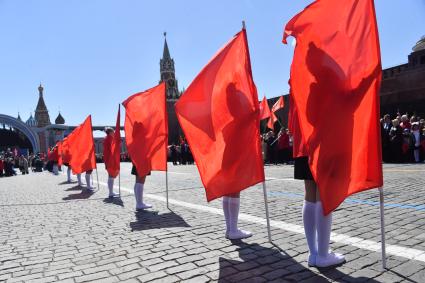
[0,0,424,126]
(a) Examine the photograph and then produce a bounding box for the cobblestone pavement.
[1,163,425,282]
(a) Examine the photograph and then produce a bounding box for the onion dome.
[26,113,38,127]
[55,112,65,125]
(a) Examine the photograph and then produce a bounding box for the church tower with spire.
[160,32,180,101]
[34,84,51,127]
[159,32,182,143]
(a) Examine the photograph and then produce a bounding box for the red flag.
[283,0,383,214]
[104,105,121,178]
[271,96,285,113]
[50,145,59,162]
[259,96,271,120]
[61,137,71,165]
[288,94,308,158]
[175,29,264,201]
[68,115,97,174]
[57,141,63,166]
[123,82,168,177]
[267,112,278,130]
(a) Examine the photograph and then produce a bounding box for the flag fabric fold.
[175,29,265,201]
[283,0,383,214]
[67,115,97,174]
[122,82,168,177]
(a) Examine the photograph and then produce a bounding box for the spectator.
[381,114,392,162]
[400,115,411,130]
[277,128,291,164]
[410,122,422,163]
[389,119,403,163]
[0,156,4,177]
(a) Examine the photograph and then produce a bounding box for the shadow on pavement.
[217,241,381,282]
[65,185,84,191]
[130,210,191,231]
[63,190,94,200]
[59,180,77,185]
[103,197,124,207]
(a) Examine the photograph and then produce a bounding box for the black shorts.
[131,164,151,176]
[294,156,314,180]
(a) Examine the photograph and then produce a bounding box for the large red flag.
[283,0,383,214]
[175,29,264,201]
[271,96,285,113]
[123,82,168,177]
[104,105,121,178]
[259,96,271,120]
[68,115,97,174]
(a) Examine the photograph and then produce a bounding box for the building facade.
[380,36,425,116]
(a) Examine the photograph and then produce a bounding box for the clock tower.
[160,32,180,101]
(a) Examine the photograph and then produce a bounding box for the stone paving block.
[147,260,179,272]
[57,271,84,280]
[74,271,110,282]
[182,275,211,283]
[116,267,149,281]
[137,270,168,282]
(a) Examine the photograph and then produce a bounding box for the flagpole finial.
[242,21,246,30]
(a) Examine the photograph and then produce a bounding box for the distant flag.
[175,28,264,201]
[271,96,285,113]
[267,112,278,130]
[105,105,121,178]
[57,141,63,166]
[259,96,271,120]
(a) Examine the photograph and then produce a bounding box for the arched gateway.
[0,114,40,153]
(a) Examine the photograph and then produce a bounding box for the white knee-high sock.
[316,201,332,257]
[139,183,145,204]
[133,183,139,205]
[228,197,240,233]
[67,167,71,181]
[134,183,142,207]
[85,174,91,188]
[77,174,82,185]
[53,164,58,175]
[107,177,114,195]
[222,197,230,232]
[302,200,317,255]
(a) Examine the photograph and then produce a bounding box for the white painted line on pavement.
[94,179,425,263]
[266,177,300,181]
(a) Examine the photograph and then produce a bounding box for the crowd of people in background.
[381,113,425,163]
[0,148,45,177]
[168,139,194,165]
[2,112,424,178]
[261,128,293,165]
